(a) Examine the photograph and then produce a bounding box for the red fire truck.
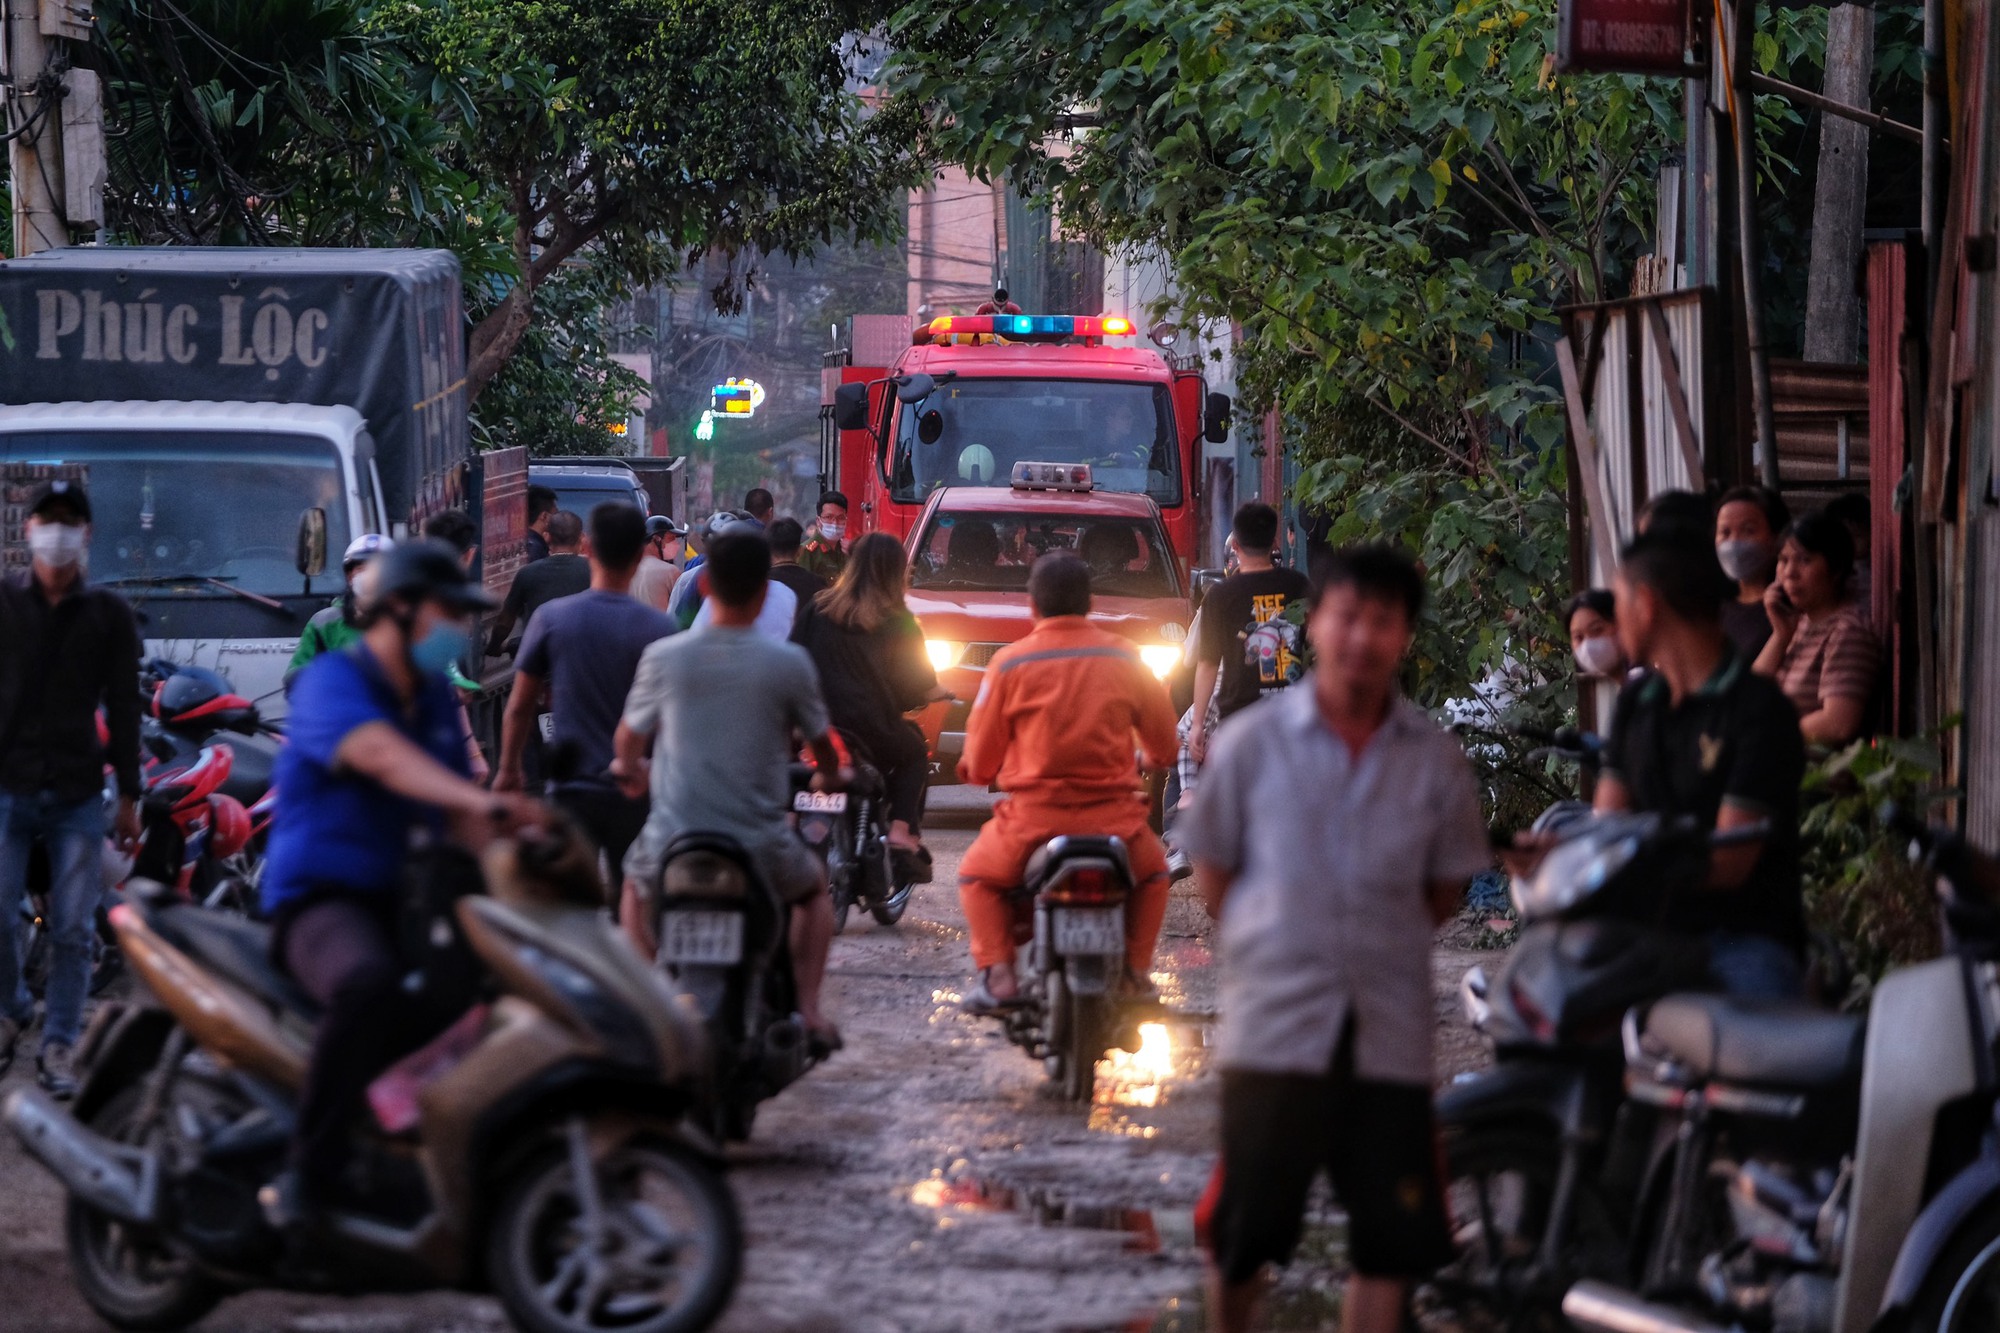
[822,312,1231,575]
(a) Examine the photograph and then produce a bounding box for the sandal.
[891,843,935,884]
[961,973,1027,1015]
[805,1023,844,1060]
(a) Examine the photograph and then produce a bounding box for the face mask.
[410,621,473,675]
[28,523,87,568]
[820,521,846,543]
[1574,635,1624,678]
[1716,538,1776,584]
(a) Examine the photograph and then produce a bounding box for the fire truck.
[822,312,1231,576]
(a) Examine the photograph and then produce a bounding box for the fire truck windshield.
[889,379,1180,506]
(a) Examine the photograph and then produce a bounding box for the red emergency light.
[915,313,1136,346]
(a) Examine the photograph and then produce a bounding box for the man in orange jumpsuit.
[957,552,1181,1012]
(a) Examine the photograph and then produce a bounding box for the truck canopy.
[0,247,467,526]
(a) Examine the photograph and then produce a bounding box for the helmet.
[700,510,763,543]
[206,793,253,860]
[361,539,498,615]
[645,515,686,540]
[154,666,257,732]
[342,533,393,569]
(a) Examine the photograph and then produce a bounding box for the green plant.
[1800,728,1957,989]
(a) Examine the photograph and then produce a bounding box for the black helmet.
[363,538,497,615]
[645,514,685,540]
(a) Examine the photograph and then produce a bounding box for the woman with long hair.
[793,532,940,878]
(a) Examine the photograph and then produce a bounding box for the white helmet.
[343,533,393,570]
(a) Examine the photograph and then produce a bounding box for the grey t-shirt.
[516,589,675,788]
[620,623,830,883]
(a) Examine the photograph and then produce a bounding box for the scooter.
[994,834,1148,1104]
[1563,811,2000,1333]
[793,734,918,932]
[3,819,737,1333]
[1435,805,1752,1318]
[649,828,828,1142]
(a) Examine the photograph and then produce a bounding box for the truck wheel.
[487,1133,741,1333]
[65,1086,223,1331]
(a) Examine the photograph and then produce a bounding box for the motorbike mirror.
[895,373,938,405]
[294,508,328,579]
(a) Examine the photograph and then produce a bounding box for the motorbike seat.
[147,905,321,1020]
[1024,835,1132,890]
[1643,993,1863,1089]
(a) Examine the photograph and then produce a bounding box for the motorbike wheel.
[1047,970,1102,1104]
[1897,1201,2000,1332]
[64,1085,224,1331]
[487,1133,741,1333]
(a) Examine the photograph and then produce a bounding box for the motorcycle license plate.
[660,910,744,965]
[1051,907,1124,956]
[793,790,848,814]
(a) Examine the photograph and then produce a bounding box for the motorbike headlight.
[1138,644,1181,679]
[925,639,965,671]
[516,943,656,1071]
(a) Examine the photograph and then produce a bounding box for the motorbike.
[649,826,828,1143]
[1435,797,1758,1319]
[2,819,738,1333]
[991,834,1149,1104]
[792,734,917,932]
[17,737,248,998]
[1563,811,2000,1333]
[141,659,284,902]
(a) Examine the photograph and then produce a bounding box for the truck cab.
[829,314,1228,575]
[903,462,1192,778]
[0,400,384,714]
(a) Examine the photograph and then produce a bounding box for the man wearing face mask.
[285,533,393,691]
[260,540,546,1226]
[798,491,850,582]
[0,480,144,1095]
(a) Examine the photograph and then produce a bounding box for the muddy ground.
[0,787,1498,1332]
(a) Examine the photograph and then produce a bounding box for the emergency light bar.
[1012,461,1094,491]
[918,314,1136,345]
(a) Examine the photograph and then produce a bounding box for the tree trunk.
[1803,4,1875,363]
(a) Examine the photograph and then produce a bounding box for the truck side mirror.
[1204,392,1232,444]
[832,382,870,432]
[295,508,328,579]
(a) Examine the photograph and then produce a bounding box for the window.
[910,509,1180,600]
[890,379,1179,505]
[0,430,353,596]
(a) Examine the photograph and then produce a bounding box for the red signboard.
[1557,0,1688,74]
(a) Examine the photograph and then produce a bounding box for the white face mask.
[819,520,846,543]
[1716,538,1775,584]
[28,522,88,569]
[1574,634,1624,678]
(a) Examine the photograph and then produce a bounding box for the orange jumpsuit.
[957,616,1181,972]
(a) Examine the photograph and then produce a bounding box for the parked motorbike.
[3,820,737,1333]
[793,734,917,932]
[649,828,828,1142]
[1435,800,1759,1318]
[142,659,284,901]
[990,834,1148,1104]
[1563,811,2000,1333]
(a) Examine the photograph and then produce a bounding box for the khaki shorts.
[624,823,825,907]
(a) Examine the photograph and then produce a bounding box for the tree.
[393,0,925,402]
[888,0,1674,766]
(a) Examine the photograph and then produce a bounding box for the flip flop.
[961,979,1027,1016]
[891,844,935,884]
[806,1024,845,1060]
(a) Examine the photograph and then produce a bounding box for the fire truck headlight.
[926,639,966,671]
[1139,644,1181,679]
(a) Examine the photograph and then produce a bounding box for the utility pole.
[1803,4,1874,364]
[5,0,99,257]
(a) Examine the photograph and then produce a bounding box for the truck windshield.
[890,379,1180,506]
[0,431,352,596]
[910,510,1181,600]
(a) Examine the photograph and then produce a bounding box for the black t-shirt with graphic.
[1196,567,1313,719]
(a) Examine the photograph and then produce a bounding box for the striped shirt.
[1777,601,1880,719]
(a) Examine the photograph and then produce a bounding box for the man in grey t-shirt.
[612,533,847,1045]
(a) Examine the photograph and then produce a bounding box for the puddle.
[909,1174,1187,1254]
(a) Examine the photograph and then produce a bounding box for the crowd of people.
[0,463,1895,1333]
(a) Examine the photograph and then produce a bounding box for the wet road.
[0,787,1491,1332]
